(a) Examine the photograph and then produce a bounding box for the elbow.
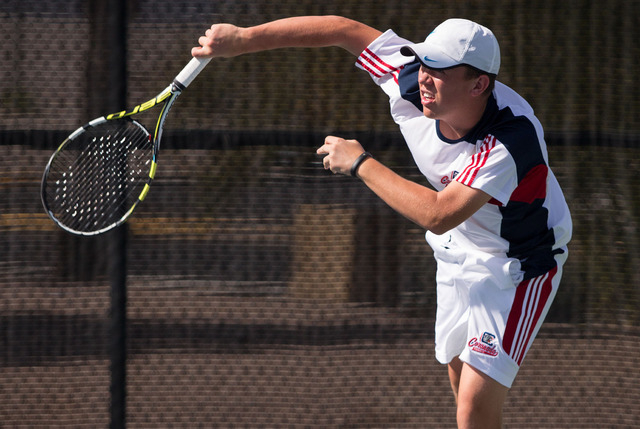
[416,215,453,236]
[425,223,452,236]
[419,209,465,235]
[427,225,450,236]
[415,199,470,235]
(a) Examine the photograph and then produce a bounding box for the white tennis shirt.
[356,30,572,281]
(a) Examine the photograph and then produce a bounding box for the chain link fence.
[1,0,639,427]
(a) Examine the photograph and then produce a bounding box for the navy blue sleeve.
[397,60,422,112]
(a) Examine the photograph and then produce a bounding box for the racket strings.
[56,129,150,229]
[66,134,146,222]
[74,122,151,223]
[66,127,149,212]
[45,119,153,232]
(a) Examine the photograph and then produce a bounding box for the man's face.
[418,65,477,122]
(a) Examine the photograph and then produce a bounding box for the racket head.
[41,117,156,235]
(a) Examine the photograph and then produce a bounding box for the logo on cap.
[423,56,438,63]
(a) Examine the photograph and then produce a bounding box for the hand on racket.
[41,57,211,236]
[192,24,249,58]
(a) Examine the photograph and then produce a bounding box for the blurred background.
[1,0,638,427]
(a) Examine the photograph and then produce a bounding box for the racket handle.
[174,57,212,89]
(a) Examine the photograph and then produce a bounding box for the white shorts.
[428,232,568,388]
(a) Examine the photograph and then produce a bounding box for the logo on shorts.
[468,332,499,357]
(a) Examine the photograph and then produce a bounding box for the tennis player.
[192,16,572,428]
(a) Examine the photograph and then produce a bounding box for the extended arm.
[192,15,383,58]
[193,16,492,234]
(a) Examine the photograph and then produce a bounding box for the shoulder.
[481,84,548,179]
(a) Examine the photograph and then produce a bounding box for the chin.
[422,107,437,119]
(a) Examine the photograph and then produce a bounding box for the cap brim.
[400,43,459,70]
[400,46,417,58]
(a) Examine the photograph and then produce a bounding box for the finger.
[324,135,341,145]
[323,157,331,170]
[198,35,209,48]
[192,45,214,58]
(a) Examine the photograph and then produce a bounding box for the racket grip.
[174,57,212,88]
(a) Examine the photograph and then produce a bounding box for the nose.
[418,65,433,84]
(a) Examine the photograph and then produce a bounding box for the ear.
[470,75,490,97]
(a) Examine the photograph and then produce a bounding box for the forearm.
[355,158,443,232]
[193,16,381,58]
[317,136,489,234]
[318,135,454,233]
[355,158,491,235]
[244,16,381,56]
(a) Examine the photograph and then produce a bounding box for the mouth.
[421,91,435,106]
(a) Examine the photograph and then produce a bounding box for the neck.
[439,97,489,140]
[438,121,472,140]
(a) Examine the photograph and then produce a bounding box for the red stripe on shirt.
[356,58,383,78]
[358,54,388,77]
[458,135,496,186]
[458,153,483,184]
[357,48,399,79]
[363,48,395,72]
[509,163,548,203]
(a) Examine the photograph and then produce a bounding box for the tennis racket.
[41,56,211,236]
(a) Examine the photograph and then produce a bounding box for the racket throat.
[172,80,186,92]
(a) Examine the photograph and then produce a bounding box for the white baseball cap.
[400,18,500,75]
